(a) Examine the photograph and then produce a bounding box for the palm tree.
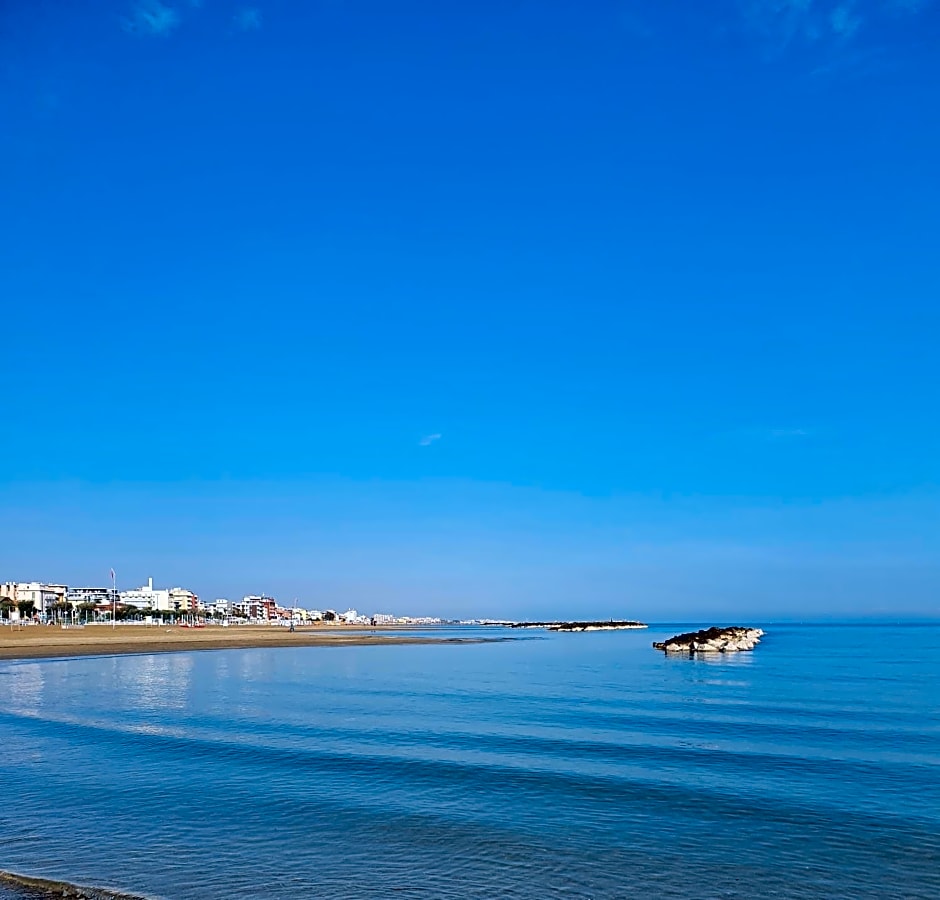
[50,600,71,624]
[0,597,14,621]
[17,599,36,620]
[77,602,98,623]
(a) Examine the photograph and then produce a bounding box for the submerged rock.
[653,626,764,654]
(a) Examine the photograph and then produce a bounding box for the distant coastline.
[508,621,648,631]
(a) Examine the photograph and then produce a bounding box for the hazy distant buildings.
[1,574,452,627]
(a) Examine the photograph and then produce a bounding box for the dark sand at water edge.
[0,868,145,898]
[0,623,501,662]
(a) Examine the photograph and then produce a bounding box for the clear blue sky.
[2,1,938,620]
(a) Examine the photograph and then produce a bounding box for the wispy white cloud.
[738,0,932,53]
[233,7,263,31]
[738,0,818,53]
[419,433,442,447]
[123,1,180,37]
[831,2,863,36]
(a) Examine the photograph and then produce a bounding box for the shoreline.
[0,624,509,663]
[0,869,146,899]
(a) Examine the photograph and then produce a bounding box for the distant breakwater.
[510,621,648,631]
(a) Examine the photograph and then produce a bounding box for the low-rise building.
[0,582,68,619]
[1,582,23,620]
[341,609,370,625]
[211,599,230,617]
[68,587,118,606]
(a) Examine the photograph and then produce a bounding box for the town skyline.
[0,575,453,626]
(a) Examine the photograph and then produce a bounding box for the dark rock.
[653,626,764,654]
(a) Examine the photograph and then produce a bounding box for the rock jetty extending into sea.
[510,621,648,631]
[653,626,764,654]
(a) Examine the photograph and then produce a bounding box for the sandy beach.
[0,623,489,662]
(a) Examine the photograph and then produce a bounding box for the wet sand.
[0,868,143,899]
[0,623,491,662]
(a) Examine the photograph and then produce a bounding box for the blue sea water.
[0,625,938,899]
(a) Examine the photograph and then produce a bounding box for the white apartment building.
[212,599,230,617]
[120,577,171,612]
[0,582,68,619]
[67,587,118,606]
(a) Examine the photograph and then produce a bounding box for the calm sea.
[1,625,938,899]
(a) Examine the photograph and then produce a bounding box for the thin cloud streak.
[233,8,263,31]
[419,434,442,447]
[737,0,932,53]
[831,2,863,36]
[122,1,180,37]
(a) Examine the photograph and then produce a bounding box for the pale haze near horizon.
[4,479,938,622]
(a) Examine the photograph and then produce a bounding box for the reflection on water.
[119,653,195,711]
[7,662,44,714]
[0,626,937,900]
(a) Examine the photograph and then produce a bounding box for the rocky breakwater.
[510,620,647,631]
[653,626,764,654]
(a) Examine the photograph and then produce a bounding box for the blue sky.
[1,0,938,620]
